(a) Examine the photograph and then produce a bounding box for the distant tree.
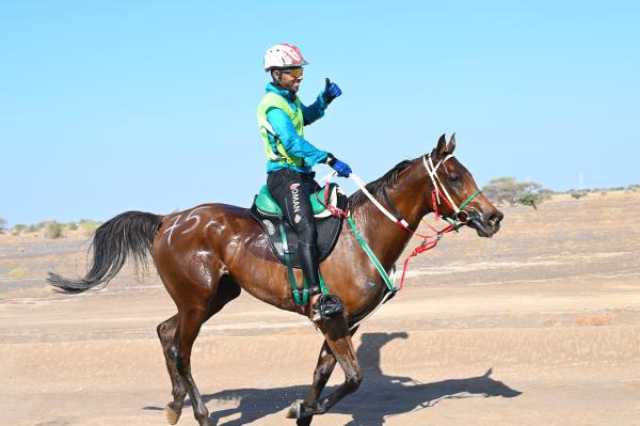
[483,177,551,209]
[570,191,588,200]
[0,217,6,233]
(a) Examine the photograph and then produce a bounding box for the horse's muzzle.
[468,209,503,237]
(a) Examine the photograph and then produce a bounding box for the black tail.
[47,211,163,293]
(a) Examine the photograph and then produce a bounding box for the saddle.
[250,183,348,268]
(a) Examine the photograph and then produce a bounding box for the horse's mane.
[348,160,413,209]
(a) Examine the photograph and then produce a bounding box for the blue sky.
[1,1,638,226]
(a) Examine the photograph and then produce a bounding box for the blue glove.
[327,156,352,177]
[323,78,342,104]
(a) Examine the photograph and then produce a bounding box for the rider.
[257,43,352,321]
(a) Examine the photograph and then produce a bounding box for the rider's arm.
[300,93,328,126]
[266,107,328,167]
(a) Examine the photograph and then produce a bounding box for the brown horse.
[48,134,503,426]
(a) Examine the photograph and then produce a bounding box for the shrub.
[11,224,27,235]
[517,192,542,210]
[44,221,64,239]
[66,222,78,231]
[34,221,48,231]
[570,191,588,200]
[483,177,551,209]
[25,224,38,233]
[79,219,100,236]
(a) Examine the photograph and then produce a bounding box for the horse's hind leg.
[157,314,187,425]
[160,275,241,425]
[174,304,210,425]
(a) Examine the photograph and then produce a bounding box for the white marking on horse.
[164,215,182,246]
[182,207,207,235]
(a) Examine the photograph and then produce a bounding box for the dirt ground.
[2,191,640,426]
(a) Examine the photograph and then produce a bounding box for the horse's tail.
[47,211,163,293]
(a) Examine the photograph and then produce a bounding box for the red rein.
[397,190,457,288]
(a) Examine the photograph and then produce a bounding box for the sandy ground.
[2,191,640,425]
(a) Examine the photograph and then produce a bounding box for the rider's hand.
[327,155,352,178]
[323,78,342,104]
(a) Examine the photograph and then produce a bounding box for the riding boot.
[298,241,343,321]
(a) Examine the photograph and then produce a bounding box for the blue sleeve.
[301,93,328,125]
[266,107,328,167]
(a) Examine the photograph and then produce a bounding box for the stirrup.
[311,294,344,322]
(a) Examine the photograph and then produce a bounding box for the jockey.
[257,43,352,321]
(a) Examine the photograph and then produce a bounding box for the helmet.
[264,43,309,71]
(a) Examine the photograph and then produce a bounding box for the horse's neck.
[353,174,431,269]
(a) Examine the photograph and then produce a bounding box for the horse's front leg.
[289,317,362,424]
[288,341,337,426]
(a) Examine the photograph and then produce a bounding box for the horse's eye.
[450,174,460,182]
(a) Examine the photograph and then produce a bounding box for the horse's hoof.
[165,404,181,425]
[286,399,303,419]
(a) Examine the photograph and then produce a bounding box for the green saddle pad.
[255,185,330,217]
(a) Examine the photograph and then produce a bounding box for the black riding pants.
[267,168,322,292]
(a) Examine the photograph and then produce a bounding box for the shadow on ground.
[144,332,521,425]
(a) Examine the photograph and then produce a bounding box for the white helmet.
[264,43,309,71]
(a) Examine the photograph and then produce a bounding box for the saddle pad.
[254,184,339,219]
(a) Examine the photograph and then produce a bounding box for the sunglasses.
[281,67,304,78]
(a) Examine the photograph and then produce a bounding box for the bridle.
[345,154,482,236]
[422,154,482,224]
[329,152,485,291]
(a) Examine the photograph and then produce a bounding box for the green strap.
[346,216,397,292]
[459,190,481,211]
[280,224,329,306]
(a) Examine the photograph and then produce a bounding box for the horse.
[48,133,503,426]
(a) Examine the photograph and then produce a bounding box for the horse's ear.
[435,133,447,157]
[447,133,457,154]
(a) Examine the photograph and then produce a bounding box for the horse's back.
[154,202,260,254]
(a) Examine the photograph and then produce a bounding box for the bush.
[79,219,100,236]
[483,177,551,209]
[34,221,48,231]
[570,191,588,200]
[44,221,64,239]
[11,224,27,235]
[0,217,6,233]
[66,222,78,231]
